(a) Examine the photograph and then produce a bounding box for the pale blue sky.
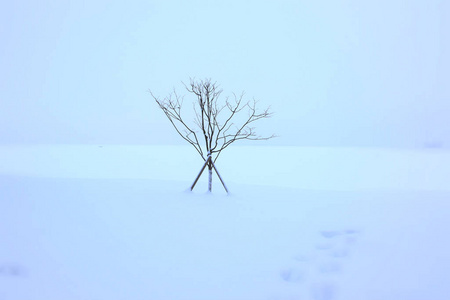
[1,0,448,147]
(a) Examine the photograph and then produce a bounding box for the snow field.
[1,145,450,299]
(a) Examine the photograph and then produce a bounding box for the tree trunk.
[208,164,212,192]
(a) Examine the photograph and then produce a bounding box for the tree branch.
[150,79,275,164]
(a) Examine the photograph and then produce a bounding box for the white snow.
[1,145,450,300]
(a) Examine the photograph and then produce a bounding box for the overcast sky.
[1,0,449,147]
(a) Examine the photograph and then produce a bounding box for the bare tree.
[150,78,275,193]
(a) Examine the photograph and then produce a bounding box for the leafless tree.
[150,78,275,192]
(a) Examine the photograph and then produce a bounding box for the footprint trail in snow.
[277,229,361,300]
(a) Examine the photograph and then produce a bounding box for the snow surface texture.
[1,145,450,300]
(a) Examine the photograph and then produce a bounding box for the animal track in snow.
[0,263,27,277]
[280,268,305,283]
[320,231,341,239]
[310,282,336,300]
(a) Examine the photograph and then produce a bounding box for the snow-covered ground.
[1,145,450,300]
